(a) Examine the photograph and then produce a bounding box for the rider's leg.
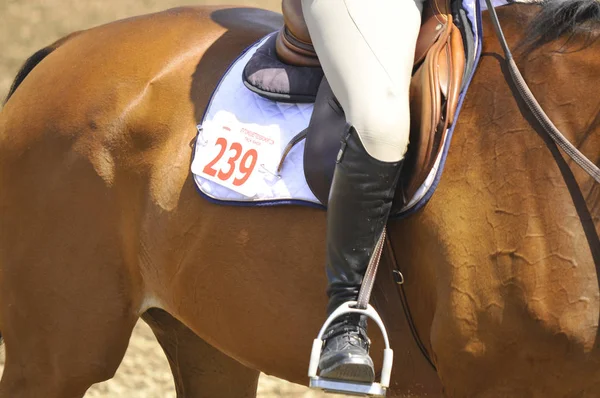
[302,0,424,382]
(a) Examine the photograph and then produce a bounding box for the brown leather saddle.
[244,0,468,213]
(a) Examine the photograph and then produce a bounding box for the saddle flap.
[398,15,464,209]
[447,23,466,125]
[400,22,452,203]
[304,78,350,205]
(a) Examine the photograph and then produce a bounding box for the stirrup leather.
[308,302,394,397]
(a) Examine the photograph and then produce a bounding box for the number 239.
[202,137,258,186]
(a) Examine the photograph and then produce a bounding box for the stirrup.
[308,301,394,397]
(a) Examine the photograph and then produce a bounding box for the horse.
[0,0,598,396]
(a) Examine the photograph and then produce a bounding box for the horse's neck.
[475,4,599,212]
[512,19,600,208]
[392,3,600,349]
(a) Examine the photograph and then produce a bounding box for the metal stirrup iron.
[308,230,393,397]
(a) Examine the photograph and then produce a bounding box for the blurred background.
[0,1,341,396]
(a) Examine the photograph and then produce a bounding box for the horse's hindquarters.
[0,6,285,398]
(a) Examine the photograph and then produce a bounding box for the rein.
[485,0,600,183]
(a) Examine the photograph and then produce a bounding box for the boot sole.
[320,357,375,383]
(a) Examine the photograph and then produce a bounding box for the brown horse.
[0,1,599,397]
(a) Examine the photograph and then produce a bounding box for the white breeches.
[301,0,425,162]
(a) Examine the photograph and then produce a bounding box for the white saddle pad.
[192,34,321,205]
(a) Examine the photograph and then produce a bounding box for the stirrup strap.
[356,229,387,309]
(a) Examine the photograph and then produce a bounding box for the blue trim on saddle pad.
[191,1,485,216]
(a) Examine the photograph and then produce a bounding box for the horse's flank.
[0,2,598,397]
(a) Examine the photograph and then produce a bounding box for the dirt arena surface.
[0,1,344,396]
[0,320,343,397]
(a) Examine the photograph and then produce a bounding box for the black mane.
[523,0,600,50]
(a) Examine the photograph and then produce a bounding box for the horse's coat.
[0,3,598,398]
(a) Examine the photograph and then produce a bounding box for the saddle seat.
[243,0,469,211]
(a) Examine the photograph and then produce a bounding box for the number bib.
[192,111,282,198]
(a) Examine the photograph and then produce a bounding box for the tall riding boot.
[319,128,403,382]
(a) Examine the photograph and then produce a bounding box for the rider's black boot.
[319,128,403,383]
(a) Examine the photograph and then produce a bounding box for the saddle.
[243,0,470,213]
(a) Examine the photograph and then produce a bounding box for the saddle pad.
[191,0,498,214]
[192,34,321,207]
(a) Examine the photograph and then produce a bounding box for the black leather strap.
[384,234,437,371]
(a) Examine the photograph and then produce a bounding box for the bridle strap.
[485,0,600,183]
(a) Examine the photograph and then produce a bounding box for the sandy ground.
[0,1,344,396]
[82,321,341,398]
[0,320,341,397]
